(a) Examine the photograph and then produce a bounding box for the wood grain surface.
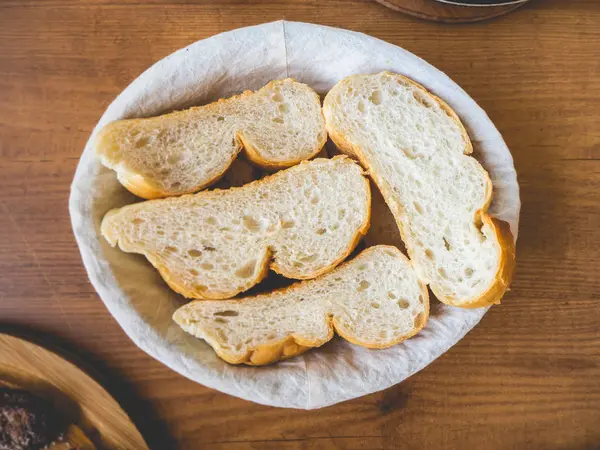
[0,333,148,450]
[1,1,599,449]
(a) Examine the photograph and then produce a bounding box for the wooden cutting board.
[374,0,528,23]
[0,333,148,450]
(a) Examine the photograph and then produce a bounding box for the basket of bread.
[70,21,519,408]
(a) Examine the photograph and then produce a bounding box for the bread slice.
[95,79,327,199]
[323,72,515,308]
[173,245,429,365]
[101,157,371,299]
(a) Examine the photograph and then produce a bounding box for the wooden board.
[374,0,527,22]
[0,333,148,450]
[0,0,599,448]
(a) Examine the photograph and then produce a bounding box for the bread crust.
[323,72,515,308]
[96,78,327,199]
[176,246,429,365]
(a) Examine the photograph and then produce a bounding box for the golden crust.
[96,78,327,200]
[323,72,515,309]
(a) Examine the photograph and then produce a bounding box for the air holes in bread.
[382,249,396,258]
[188,249,202,257]
[235,260,257,278]
[165,246,178,254]
[369,90,383,105]
[413,201,424,214]
[425,249,434,260]
[397,299,410,309]
[371,303,380,309]
[282,220,295,229]
[217,116,225,122]
[279,103,290,113]
[412,91,433,108]
[135,137,149,148]
[201,263,214,270]
[272,92,283,102]
[388,292,396,299]
[316,228,326,235]
[357,280,370,291]
[358,101,365,113]
[402,148,417,159]
[465,267,474,278]
[243,215,262,232]
[132,218,144,225]
[273,117,284,124]
[206,217,217,225]
[299,254,317,263]
[214,310,239,317]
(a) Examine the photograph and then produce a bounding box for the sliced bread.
[173,245,429,365]
[101,157,371,299]
[323,72,515,308]
[95,79,327,199]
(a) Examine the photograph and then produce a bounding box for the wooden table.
[1,1,599,448]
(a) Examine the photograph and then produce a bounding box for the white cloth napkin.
[69,21,520,409]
